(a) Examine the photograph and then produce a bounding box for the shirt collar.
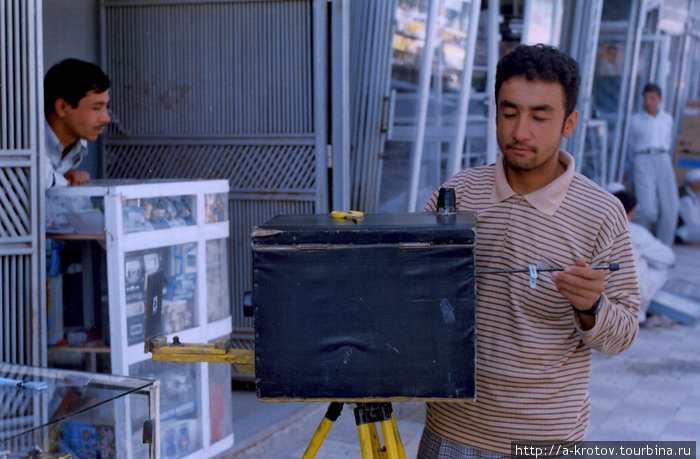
[491,150,575,216]
[45,119,88,156]
[640,109,666,120]
[45,119,63,154]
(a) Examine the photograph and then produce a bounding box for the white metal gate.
[0,0,43,450]
[0,0,42,367]
[100,0,329,346]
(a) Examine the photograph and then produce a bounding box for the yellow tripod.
[302,402,406,459]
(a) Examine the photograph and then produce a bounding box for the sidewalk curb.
[232,402,327,458]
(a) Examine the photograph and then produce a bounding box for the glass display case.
[0,362,158,458]
[45,179,234,458]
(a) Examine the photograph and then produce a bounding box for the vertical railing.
[0,0,42,367]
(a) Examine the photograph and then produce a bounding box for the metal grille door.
[0,0,42,367]
[348,0,397,212]
[101,0,328,341]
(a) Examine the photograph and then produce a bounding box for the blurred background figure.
[628,83,678,246]
[599,44,621,76]
[676,169,700,244]
[613,189,676,324]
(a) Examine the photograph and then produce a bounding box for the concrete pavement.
[221,245,700,458]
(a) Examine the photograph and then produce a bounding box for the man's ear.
[54,98,70,117]
[562,109,578,138]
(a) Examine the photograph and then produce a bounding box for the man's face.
[61,89,111,142]
[496,76,577,173]
[642,91,661,116]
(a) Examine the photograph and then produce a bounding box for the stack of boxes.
[674,99,700,185]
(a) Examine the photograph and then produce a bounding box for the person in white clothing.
[599,44,621,76]
[676,168,700,244]
[44,58,111,188]
[614,190,675,323]
[628,83,679,246]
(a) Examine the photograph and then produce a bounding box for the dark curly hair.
[495,44,580,118]
[44,58,111,118]
[613,190,637,214]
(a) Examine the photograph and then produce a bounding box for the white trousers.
[632,153,679,245]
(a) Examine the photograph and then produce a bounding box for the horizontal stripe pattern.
[425,155,639,455]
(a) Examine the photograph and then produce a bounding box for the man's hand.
[64,169,90,186]
[551,258,604,329]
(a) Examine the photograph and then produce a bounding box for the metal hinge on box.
[399,242,431,251]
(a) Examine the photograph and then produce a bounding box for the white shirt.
[600,60,620,76]
[676,186,700,243]
[45,120,88,188]
[629,221,675,312]
[628,109,674,153]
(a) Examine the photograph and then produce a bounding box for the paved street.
[222,245,700,458]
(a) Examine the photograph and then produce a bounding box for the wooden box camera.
[251,212,477,401]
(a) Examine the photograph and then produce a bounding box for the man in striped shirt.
[419,44,640,458]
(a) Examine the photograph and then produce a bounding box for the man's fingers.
[550,259,605,311]
[555,280,600,310]
[64,169,90,186]
[552,270,601,289]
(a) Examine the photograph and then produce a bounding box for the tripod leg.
[302,402,343,459]
[357,422,382,458]
[354,404,385,458]
[380,414,406,459]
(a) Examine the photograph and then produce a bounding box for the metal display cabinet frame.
[0,362,160,458]
[46,179,233,459]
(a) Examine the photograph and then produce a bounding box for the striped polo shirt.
[425,150,640,455]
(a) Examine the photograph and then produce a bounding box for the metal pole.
[33,0,46,369]
[332,0,351,211]
[614,0,646,183]
[551,0,564,46]
[407,0,441,212]
[314,0,329,212]
[571,0,603,174]
[486,0,500,166]
[448,0,483,178]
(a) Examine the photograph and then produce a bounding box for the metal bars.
[613,0,647,183]
[1,0,31,152]
[103,0,313,137]
[560,0,603,176]
[0,366,34,452]
[448,0,483,178]
[407,0,441,212]
[101,0,328,346]
[105,143,317,192]
[0,255,29,364]
[0,0,40,368]
[228,198,314,336]
[348,0,397,212]
[0,167,31,239]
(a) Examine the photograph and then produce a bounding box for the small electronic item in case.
[144,270,165,352]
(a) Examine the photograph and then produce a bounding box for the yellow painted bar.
[301,417,334,458]
[390,414,407,458]
[367,423,384,457]
[357,423,379,458]
[151,344,254,372]
[381,416,406,459]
